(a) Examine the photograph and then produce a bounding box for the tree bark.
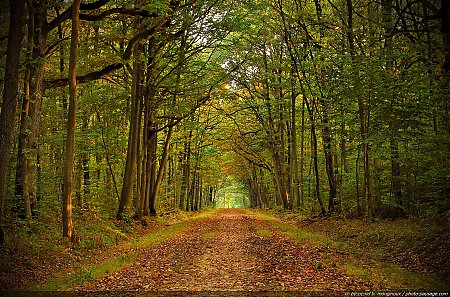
[262,42,289,210]
[118,42,142,219]
[290,76,301,209]
[149,124,174,215]
[62,0,81,239]
[82,122,90,208]
[19,1,48,221]
[183,130,192,211]
[0,0,26,246]
[147,122,158,216]
[15,0,34,217]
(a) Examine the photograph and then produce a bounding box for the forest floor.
[1,208,448,293]
[77,208,371,292]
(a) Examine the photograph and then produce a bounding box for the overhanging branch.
[45,0,111,33]
[79,8,159,21]
[45,62,123,88]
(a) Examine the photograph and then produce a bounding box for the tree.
[62,0,81,239]
[0,0,26,245]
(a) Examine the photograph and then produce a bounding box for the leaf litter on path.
[78,209,372,292]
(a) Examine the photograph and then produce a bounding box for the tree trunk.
[299,96,305,208]
[339,101,348,210]
[147,120,158,216]
[82,117,90,208]
[262,42,289,210]
[21,1,47,220]
[302,82,325,215]
[62,0,81,239]
[137,100,149,219]
[0,0,26,246]
[290,81,301,209]
[149,124,174,216]
[347,0,373,219]
[320,106,337,213]
[15,0,34,216]
[183,130,192,211]
[382,0,403,217]
[118,42,142,219]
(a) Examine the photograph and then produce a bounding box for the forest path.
[79,209,371,292]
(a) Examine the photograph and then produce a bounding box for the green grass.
[127,221,189,249]
[191,209,217,220]
[255,228,271,237]
[342,262,373,281]
[340,261,447,290]
[201,231,218,240]
[251,210,336,248]
[39,252,139,290]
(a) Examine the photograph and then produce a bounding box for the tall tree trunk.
[147,121,158,216]
[312,0,337,214]
[15,0,34,217]
[183,130,192,211]
[356,148,361,216]
[347,0,373,219]
[300,76,325,214]
[278,3,324,214]
[339,100,348,210]
[290,78,301,209]
[0,0,26,246]
[149,124,174,216]
[82,117,90,208]
[299,96,305,208]
[137,99,149,219]
[178,142,185,210]
[62,0,81,239]
[317,100,337,213]
[118,42,142,219]
[382,0,403,217]
[262,42,289,210]
[21,1,48,220]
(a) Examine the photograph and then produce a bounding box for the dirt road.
[79,209,370,292]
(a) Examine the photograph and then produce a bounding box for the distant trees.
[223,0,449,218]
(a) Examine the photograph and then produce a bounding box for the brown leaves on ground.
[79,209,372,292]
[293,214,450,284]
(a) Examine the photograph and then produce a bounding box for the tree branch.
[45,62,123,88]
[45,0,111,33]
[79,8,159,21]
[150,89,212,133]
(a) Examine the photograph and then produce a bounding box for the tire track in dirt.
[79,209,371,291]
